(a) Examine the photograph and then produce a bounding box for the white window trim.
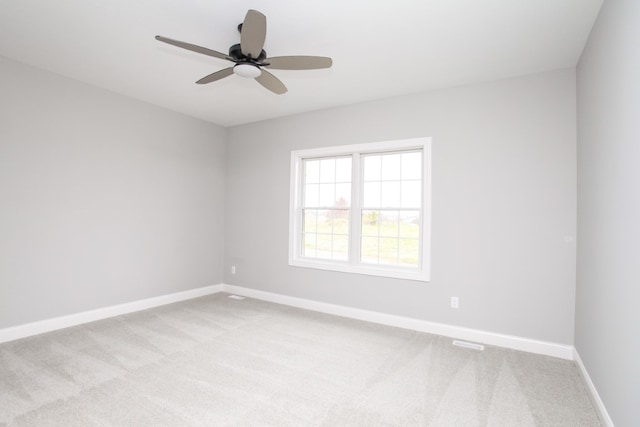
[289,137,432,282]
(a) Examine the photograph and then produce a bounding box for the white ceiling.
[0,0,602,127]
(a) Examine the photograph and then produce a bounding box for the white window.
[289,138,431,281]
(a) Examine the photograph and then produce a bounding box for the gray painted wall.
[225,69,577,345]
[0,57,227,328]
[576,1,640,425]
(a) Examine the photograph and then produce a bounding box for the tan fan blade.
[255,69,287,94]
[240,10,266,58]
[196,67,234,84]
[155,36,232,61]
[266,56,332,70]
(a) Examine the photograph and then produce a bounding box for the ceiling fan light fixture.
[233,63,261,78]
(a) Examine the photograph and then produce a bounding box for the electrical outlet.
[451,296,459,309]
[231,265,236,275]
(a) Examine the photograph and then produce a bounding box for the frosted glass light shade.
[233,64,262,78]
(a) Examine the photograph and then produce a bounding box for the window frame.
[289,137,432,282]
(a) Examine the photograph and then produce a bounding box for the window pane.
[316,234,333,259]
[379,211,399,237]
[381,181,401,207]
[319,183,335,207]
[381,154,401,181]
[378,237,399,265]
[332,214,349,235]
[304,184,319,207]
[303,233,316,257]
[333,235,349,261]
[335,157,352,183]
[399,211,420,238]
[303,209,318,233]
[335,183,351,206]
[363,182,381,207]
[361,210,379,237]
[399,239,419,266]
[316,210,331,234]
[319,159,335,183]
[363,155,381,181]
[401,152,422,180]
[323,209,348,233]
[305,160,320,184]
[361,236,379,264]
[401,181,421,208]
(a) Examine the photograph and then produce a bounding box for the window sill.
[289,258,430,282]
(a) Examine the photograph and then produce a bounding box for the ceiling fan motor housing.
[229,43,267,62]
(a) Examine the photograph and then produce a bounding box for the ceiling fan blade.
[155,35,232,61]
[255,69,287,94]
[196,67,234,84]
[240,10,266,59]
[266,56,333,70]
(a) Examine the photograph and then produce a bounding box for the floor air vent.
[453,340,485,351]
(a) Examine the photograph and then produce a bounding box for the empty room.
[0,0,637,425]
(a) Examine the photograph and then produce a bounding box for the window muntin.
[289,138,431,282]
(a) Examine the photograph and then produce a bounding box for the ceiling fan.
[155,9,333,95]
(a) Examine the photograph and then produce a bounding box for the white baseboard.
[0,284,223,344]
[574,348,615,427]
[0,282,574,360]
[222,284,574,360]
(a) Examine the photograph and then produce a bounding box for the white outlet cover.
[451,297,459,308]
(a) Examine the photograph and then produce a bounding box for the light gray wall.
[225,69,577,345]
[576,1,640,425]
[0,57,226,328]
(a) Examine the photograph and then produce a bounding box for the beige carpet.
[0,293,600,426]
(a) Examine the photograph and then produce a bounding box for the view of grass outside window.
[290,138,431,281]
